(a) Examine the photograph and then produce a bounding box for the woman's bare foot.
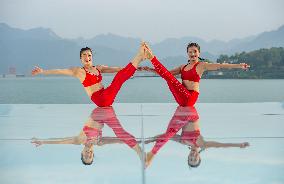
[145,151,155,168]
[137,42,148,62]
[131,42,147,68]
[142,42,154,60]
[132,144,146,163]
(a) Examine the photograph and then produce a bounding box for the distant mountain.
[0,23,80,74]
[0,23,136,74]
[86,33,141,53]
[226,25,284,54]
[0,23,283,74]
[150,26,284,56]
[0,23,61,41]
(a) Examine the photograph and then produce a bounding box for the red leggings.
[151,106,199,155]
[91,107,137,148]
[91,63,136,107]
[150,57,199,106]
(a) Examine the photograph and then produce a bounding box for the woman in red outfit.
[31,107,143,165]
[145,106,249,168]
[142,42,250,106]
[31,43,146,107]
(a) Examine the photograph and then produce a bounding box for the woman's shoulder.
[196,135,206,148]
[69,66,83,72]
[196,62,208,71]
[73,136,84,145]
[69,67,84,76]
[197,61,207,66]
[95,65,108,72]
[180,64,187,70]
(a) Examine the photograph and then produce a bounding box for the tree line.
[204,47,284,79]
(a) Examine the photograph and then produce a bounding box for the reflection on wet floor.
[31,107,144,166]
[0,103,284,184]
[144,106,249,168]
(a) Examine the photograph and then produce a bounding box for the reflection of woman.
[142,42,250,106]
[145,106,249,168]
[31,43,146,107]
[31,107,143,165]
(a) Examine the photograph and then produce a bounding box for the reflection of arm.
[144,134,164,144]
[171,135,189,145]
[98,137,125,145]
[32,136,81,145]
[204,141,249,148]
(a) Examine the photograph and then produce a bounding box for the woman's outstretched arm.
[98,137,125,145]
[142,65,182,76]
[31,66,79,76]
[204,141,250,148]
[31,136,81,146]
[203,62,250,71]
[97,65,123,73]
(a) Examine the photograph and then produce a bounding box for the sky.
[0,0,284,43]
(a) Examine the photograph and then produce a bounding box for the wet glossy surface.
[0,103,284,184]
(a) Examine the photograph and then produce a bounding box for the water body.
[0,77,283,104]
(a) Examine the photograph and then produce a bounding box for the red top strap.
[82,67,103,87]
[181,62,201,82]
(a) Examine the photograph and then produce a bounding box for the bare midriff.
[182,80,199,93]
[83,83,105,97]
[183,120,200,132]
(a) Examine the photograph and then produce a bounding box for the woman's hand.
[239,63,250,70]
[142,42,154,60]
[239,142,249,148]
[144,139,155,144]
[31,66,44,76]
[137,66,144,71]
[31,137,43,147]
[142,66,154,72]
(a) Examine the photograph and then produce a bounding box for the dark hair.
[187,42,200,53]
[186,43,206,61]
[80,47,93,58]
[81,152,94,165]
[188,157,201,168]
[187,146,203,168]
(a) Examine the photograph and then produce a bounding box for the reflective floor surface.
[0,103,284,184]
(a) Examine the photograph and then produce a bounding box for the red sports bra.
[83,126,102,143]
[181,129,200,147]
[181,62,201,82]
[82,67,102,87]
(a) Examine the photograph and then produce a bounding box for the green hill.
[204,47,284,79]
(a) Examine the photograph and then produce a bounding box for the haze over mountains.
[0,23,283,74]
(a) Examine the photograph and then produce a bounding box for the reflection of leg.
[91,107,143,160]
[150,57,198,106]
[92,107,137,147]
[146,120,185,168]
[151,114,187,155]
[105,117,137,148]
[106,116,144,161]
[91,63,136,107]
[146,107,189,168]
